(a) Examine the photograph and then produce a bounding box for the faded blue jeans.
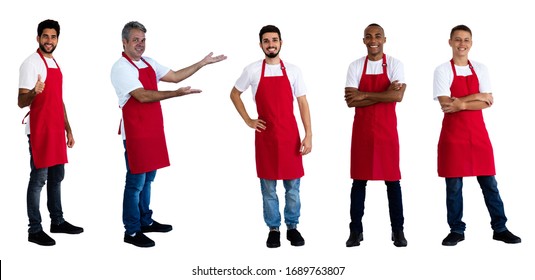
[27,136,65,233]
[123,141,156,235]
[445,176,508,234]
[260,178,301,230]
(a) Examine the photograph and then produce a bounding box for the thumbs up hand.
[34,74,45,94]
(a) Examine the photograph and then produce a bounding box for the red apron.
[350,54,400,181]
[437,60,495,177]
[29,49,68,169]
[255,60,304,180]
[121,52,170,174]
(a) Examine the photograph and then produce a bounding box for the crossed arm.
[438,92,493,113]
[344,80,406,108]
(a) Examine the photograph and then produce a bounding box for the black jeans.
[349,179,404,232]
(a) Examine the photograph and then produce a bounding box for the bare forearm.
[230,89,252,124]
[130,88,180,103]
[297,97,312,137]
[18,89,37,108]
[63,103,72,134]
[166,61,205,83]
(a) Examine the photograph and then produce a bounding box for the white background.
[1,0,533,279]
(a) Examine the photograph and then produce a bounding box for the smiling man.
[344,23,408,248]
[111,21,226,248]
[433,24,521,246]
[230,25,312,248]
[18,19,84,246]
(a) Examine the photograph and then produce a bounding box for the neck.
[452,56,469,66]
[38,49,53,59]
[265,56,280,65]
[367,53,383,61]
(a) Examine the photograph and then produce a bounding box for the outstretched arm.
[160,52,227,83]
[129,86,202,103]
[230,87,266,132]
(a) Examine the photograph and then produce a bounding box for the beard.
[39,43,56,54]
[264,48,280,58]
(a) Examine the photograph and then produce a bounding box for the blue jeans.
[27,136,65,233]
[260,178,301,230]
[123,141,156,235]
[445,176,508,234]
[350,180,405,232]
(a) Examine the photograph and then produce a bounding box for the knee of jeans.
[29,171,47,186]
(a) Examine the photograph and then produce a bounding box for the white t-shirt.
[110,56,170,139]
[19,52,59,135]
[433,60,492,100]
[234,59,307,102]
[345,55,405,88]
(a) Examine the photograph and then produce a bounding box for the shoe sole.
[493,238,521,244]
[266,243,281,248]
[50,230,84,234]
[28,239,56,246]
[289,241,305,246]
[124,239,155,248]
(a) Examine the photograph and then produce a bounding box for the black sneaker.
[286,229,305,246]
[124,232,155,248]
[346,231,363,247]
[392,230,408,247]
[141,221,172,233]
[493,230,521,244]
[29,230,56,246]
[266,231,281,248]
[50,221,84,234]
[442,232,464,246]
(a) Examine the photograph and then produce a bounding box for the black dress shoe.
[266,231,281,248]
[442,232,464,246]
[50,221,84,234]
[141,221,172,233]
[493,230,521,244]
[392,230,407,247]
[346,231,363,247]
[287,229,305,246]
[28,230,56,246]
[124,232,155,248]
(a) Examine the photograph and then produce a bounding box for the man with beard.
[344,23,407,247]
[230,25,312,248]
[111,21,226,247]
[18,19,83,246]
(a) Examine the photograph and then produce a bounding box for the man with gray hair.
[111,21,226,247]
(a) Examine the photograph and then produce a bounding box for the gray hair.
[121,21,147,41]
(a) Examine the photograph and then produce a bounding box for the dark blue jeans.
[445,176,508,234]
[123,141,156,235]
[350,180,404,232]
[27,136,65,233]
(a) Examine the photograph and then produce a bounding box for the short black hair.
[450,25,472,39]
[38,19,60,37]
[259,25,281,42]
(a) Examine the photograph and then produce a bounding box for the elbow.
[395,92,404,102]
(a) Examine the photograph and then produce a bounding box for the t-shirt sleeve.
[110,60,143,108]
[475,63,492,93]
[19,55,46,90]
[292,66,307,97]
[433,64,451,100]
[345,62,359,88]
[234,66,252,93]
